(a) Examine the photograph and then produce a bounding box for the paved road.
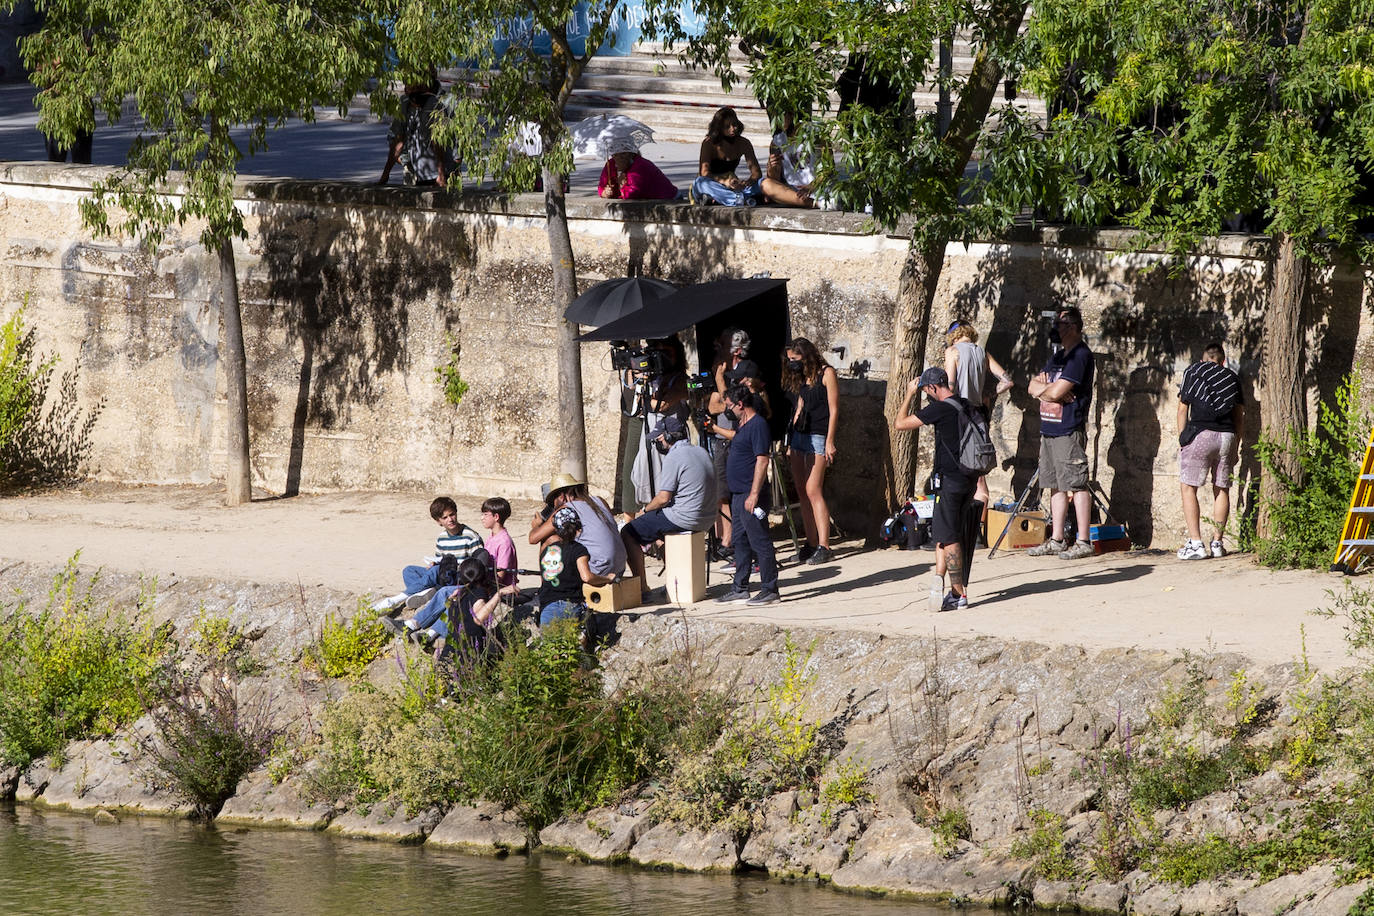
[0,484,1356,674]
[0,82,706,194]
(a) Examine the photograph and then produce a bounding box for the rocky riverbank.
[1,559,1371,914]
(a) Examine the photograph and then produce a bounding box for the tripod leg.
[988,470,1040,559]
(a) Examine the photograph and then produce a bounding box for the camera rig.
[609,342,669,376]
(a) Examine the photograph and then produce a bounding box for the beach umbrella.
[564,277,677,329]
[569,114,655,160]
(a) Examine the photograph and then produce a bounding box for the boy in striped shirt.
[1177,343,1244,560]
[372,496,483,612]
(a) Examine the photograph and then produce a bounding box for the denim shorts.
[539,599,586,629]
[789,432,826,455]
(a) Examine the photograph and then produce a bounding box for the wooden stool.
[663,530,707,604]
[583,575,641,613]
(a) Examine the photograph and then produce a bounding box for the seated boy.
[372,495,483,613]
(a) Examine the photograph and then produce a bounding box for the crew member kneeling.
[621,415,718,599]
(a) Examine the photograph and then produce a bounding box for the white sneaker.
[1177,540,1208,560]
[371,592,408,613]
[1210,540,1227,558]
[404,588,437,609]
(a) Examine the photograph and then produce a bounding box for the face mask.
[723,408,738,424]
[787,359,803,373]
[654,439,671,455]
[1049,325,1062,345]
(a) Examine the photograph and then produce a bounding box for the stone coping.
[1,160,1278,259]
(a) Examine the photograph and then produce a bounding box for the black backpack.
[434,553,461,588]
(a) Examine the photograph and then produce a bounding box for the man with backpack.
[378,75,454,187]
[1176,342,1244,560]
[896,366,993,611]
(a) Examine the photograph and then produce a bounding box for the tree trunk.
[217,236,252,506]
[882,0,1030,505]
[1257,231,1309,538]
[544,165,588,481]
[882,239,947,502]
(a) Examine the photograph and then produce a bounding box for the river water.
[0,805,992,915]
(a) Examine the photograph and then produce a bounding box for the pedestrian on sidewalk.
[1027,307,1096,561]
[1176,341,1243,560]
[895,367,974,611]
[715,384,779,605]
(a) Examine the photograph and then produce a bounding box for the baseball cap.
[918,366,949,389]
[650,415,687,440]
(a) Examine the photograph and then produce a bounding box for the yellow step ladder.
[1332,426,1374,575]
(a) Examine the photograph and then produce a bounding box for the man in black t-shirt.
[895,367,973,611]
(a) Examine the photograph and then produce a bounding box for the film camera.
[685,372,716,433]
[610,342,669,376]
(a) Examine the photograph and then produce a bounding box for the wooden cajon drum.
[583,575,641,613]
[663,530,707,604]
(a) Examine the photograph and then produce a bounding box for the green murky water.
[0,805,992,915]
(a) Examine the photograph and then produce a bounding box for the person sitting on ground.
[528,474,628,577]
[597,140,679,200]
[382,552,512,647]
[378,73,455,188]
[538,507,622,628]
[895,367,975,611]
[691,107,763,207]
[783,337,839,566]
[479,496,518,589]
[372,496,484,613]
[760,112,816,208]
[1176,341,1244,560]
[620,415,718,598]
[943,318,1015,524]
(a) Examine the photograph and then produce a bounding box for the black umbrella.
[563,277,677,329]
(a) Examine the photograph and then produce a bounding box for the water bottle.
[752,507,767,521]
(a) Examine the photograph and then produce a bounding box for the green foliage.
[1150,653,1209,731]
[23,0,387,251]
[309,622,732,829]
[187,607,264,677]
[301,607,391,679]
[434,334,469,407]
[930,807,972,858]
[1129,740,1269,811]
[1010,808,1076,880]
[0,303,101,492]
[0,557,171,768]
[1254,376,1372,570]
[138,663,280,821]
[820,757,873,809]
[1350,886,1374,916]
[1145,834,1245,885]
[1283,634,1344,782]
[1017,0,1374,263]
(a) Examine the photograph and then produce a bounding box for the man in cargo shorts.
[1176,342,1243,560]
[1027,307,1096,560]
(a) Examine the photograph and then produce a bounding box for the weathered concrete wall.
[2,162,1372,543]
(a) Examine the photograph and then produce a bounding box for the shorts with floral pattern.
[1179,429,1236,488]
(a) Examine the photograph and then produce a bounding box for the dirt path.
[0,483,1359,673]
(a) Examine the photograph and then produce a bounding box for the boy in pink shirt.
[480,496,518,589]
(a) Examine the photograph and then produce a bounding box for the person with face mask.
[620,416,718,599]
[782,336,840,566]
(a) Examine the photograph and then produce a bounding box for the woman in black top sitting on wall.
[690,107,763,207]
[783,337,840,566]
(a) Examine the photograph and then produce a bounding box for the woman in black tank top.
[691,107,763,207]
[782,337,840,565]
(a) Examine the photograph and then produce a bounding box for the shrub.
[187,606,264,677]
[301,605,391,678]
[1010,808,1075,880]
[1254,375,1372,570]
[138,664,280,820]
[0,302,102,491]
[308,621,732,829]
[0,557,171,768]
[930,807,972,858]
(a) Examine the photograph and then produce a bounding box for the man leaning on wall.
[1175,341,1243,560]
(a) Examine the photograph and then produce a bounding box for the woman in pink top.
[598,143,679,200]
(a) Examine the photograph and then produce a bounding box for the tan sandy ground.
[0,483,1360,673]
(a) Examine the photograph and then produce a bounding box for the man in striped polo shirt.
[1176,342,1244,560]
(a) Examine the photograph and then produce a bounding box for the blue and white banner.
[492,1,706,59]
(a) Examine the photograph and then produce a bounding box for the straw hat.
[545,472,585,501]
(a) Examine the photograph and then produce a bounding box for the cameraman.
[620,415,717,598]
[619,337,689,519]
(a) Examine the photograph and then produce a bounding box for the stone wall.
[2,162,1372,543]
